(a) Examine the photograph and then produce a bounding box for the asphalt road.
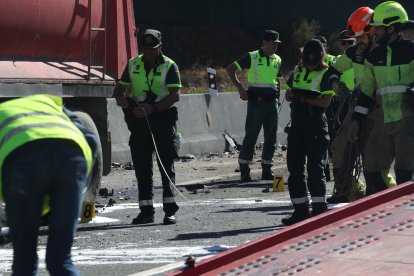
[0,150,335,276]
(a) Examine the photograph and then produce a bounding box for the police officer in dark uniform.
[282,39,334,226]
[113,29,181,225]
[227,30,283,181]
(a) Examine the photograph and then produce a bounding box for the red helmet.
[347,7,374,37]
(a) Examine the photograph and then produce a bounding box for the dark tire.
[72,111,103,202]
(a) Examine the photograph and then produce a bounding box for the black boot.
[327,195,349,204]
[132,207,155,225]
[262,164,275,180]
[311,203,328,217]
[240,167,252,182]
[261,166,274,180]
[164,204,179,225]
[281,203,310,226]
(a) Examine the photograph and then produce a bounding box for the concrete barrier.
[108,92,290,162]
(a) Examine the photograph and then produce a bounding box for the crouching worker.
[0,94,97,275]
[282,39,334,226]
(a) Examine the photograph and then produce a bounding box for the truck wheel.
[72,111,103,202]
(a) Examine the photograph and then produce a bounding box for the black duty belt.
[247,91,278,102]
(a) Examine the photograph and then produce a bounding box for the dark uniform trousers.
[239,97,278,172]
[125,108,179,215]
[287,102,330,207]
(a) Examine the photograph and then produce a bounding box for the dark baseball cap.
[402,20,414,31]
[336,30,355,41]
[262,30,282,43]
[140,29,162,48]
[313,35,327,46]
[302,39,324,66]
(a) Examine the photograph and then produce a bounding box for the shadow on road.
[169,225,283,241]
[37,223,155,236]
[215,205,293,214]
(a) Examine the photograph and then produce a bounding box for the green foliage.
[279,19,321,72]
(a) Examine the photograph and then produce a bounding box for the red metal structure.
[0,0,137,176]
[170,182,414,275]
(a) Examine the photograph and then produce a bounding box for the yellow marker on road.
[81,201,96,223]
[273,175,285,192]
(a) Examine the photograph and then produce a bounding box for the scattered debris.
[180,154,195,161]
[185,256,196,267]
[235,168,240,172]
[123,162,134,170]
[185,184,205,191]
[111,162,121,168]
[281,145,288,151]
[107,198,116,207]
[262,187,270,193]
[223,130,242,151]
[99,188,114,198]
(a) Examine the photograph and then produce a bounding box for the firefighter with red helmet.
[328,6,396,203]
[349,1,414,194]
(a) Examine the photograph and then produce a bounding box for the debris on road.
[99,188,114,198]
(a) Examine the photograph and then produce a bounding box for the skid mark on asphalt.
[0,245,233,272]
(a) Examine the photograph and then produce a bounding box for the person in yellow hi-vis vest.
[113,29,182,225]
[349,1,414,194]
[282,39,334,226]
[227,30,283,182]
[0,95,97,275]
[327,7,396,204]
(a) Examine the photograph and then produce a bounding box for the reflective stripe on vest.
[291,66,328,93]
[355,106,369,115]
[377,85,409,95]
[0,111,69,131]
[128,55,173,102]
[311,70,326,91]
[0,122,80,149]
[248,50,279,89]
[0,95,93,201]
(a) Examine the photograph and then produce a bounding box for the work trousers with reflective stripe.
[287,103,330,205]
[239,99,278,171]
[363,115,414,186]
[128,110,179,214]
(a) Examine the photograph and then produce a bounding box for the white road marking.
[98,198,292,214]
[0,245,233,273]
